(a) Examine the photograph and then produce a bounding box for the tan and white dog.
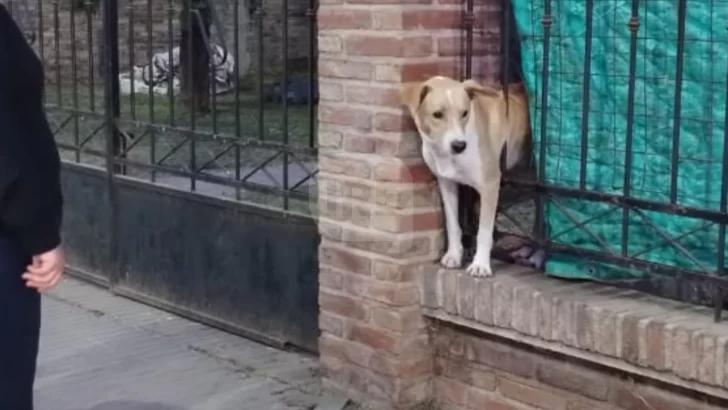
[400,76,533,277]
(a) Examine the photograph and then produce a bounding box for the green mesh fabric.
[511,0,728,280]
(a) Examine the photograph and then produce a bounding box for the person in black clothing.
[0,4,66,409]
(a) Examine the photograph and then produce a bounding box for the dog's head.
[400,76,499,155]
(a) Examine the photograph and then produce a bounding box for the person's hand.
[22,245,65,292]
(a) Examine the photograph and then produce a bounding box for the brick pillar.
[315,1,498,408]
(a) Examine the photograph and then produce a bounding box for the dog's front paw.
[440,248,463,269]
[466,258,493,278]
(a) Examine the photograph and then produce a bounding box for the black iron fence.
[15,0,318,212]
[461,0,728,321]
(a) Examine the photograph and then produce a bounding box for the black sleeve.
[0,4,63,256]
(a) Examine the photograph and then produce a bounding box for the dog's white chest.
[422,143,482,187]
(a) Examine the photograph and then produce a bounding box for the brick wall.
[434,325,726,410]
[421,266,728,410]
[315,0,505,407]
[26,0,310,84]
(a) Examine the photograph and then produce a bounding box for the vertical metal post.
[535,0,553,246]
[670,0,687,204]
[621,0,640,257]
[102,0,121,285]
[578,0,594,190]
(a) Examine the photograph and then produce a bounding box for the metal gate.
[13,0,320,352]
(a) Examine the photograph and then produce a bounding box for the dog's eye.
[461,111,469,118]
[433,111,443,119]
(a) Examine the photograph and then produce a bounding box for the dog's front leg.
[437,177,463,269]
[467,180,500,277]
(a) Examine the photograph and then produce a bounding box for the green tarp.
[511,0,728,280]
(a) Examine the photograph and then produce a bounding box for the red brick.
[320,244,373,275]
[346,84,400,107]
[620,313,640,365]
[536,357,610,401]
[319,312,345,337]
[346,35,433,58]
[371,260,419,282]
[343,134,376,153]
[347,0,432,5]
[319,335,373,368]
[318,9,372,29]
[369,352,433,378]
[375,64,404,83]
[319,81,344,101]
[372,10,405,30]
[344,274,420,306]
[318,197,371,227]
[374,133,421,157]
[371,306,424,332]
[436,377,469,406]
[402,9,462,29]
[610,381,721,410]
[371,209,442,234]
[374,111,416,133]
[319,105,372,130]
[402,61,460,82]
[372,158,433,183]
[319,130,343,148]
[320,267,344,291]
[371,184,439,210]
[320,291,369,321]
[644,318,666,370]
[438,357,497,391]
[319,152,371,179]
[499,378,567,410]
[318,34,344,54]
[349,323,398,351]
[342,226,434,258]
[320,58,373,80]
[467,389,522,410]
[437,34,499,57]
[464,334,536,379]
[318,218,343,241]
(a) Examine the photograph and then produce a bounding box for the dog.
[400,76,539,277]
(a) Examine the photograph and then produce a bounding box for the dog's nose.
[450,140,467,154]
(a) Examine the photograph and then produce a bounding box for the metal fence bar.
[102,0,121,285]
[669,0,687,204]
[86,1,96,112]
[71,2,80,162]
[146,0,157,182]
[622,0,640,257]
[578,0,593,191]
[535,0,552,245]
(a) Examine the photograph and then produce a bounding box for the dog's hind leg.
[496,150,549,271]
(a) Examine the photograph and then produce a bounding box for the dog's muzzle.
[450,140,467,154]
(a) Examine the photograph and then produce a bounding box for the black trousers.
[0,233,41,410]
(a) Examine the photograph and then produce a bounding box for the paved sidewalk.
[35,278,321,410]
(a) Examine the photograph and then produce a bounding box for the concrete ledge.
[417,261,728,401]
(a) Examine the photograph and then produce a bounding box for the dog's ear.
[462,79,499,99]
[400,82,431,115]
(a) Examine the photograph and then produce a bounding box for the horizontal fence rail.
[461,0,728,321]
